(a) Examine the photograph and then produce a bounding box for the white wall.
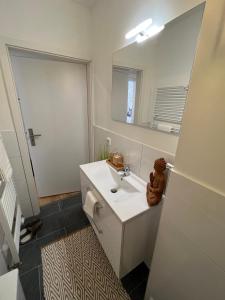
[174,0,225,194]
[0,67,14,131]
[0,0,91,59]
[92,0,204,154]
[0,0,92,217]
[155,5,204,87]
[146,1,225,299]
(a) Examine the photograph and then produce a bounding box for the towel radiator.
[0,135,21,268]
[153,85,188,124]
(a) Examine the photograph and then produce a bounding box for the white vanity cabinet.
[80,168,152,278]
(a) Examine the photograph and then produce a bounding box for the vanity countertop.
[80,160,150,223]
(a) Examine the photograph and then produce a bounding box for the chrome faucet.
[118,166,130,179]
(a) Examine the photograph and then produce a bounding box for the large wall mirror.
[111,4,205,134]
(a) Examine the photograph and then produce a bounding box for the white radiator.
[0,135,21,267]
[0,137,12,181]
[153,85,188,124]
[1,178,17,232]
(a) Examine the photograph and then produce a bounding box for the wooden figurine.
[146,158,167,207]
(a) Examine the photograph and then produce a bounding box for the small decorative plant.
[99,144,109,160]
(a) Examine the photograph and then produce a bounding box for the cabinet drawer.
[93,191,122,277]
[80,171,123,277]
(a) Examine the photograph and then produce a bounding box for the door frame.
[0,37,94,216]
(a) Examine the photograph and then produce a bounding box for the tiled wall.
[1,130,33,217]
[145,171,225,300]
[94,125,175,182]
[94,125,176,268]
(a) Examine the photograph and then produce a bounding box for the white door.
[11,55,89,197]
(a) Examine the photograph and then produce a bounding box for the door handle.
[28,128,42,146]
[92,219,103,234]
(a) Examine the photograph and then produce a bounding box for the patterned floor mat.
[41,226,130,300]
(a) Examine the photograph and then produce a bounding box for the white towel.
[83,191,99,219]
[157,123,172,133]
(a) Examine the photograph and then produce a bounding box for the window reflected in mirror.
[112,67,142,124]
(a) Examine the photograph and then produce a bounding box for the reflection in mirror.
[111,4,205,134]
[112,67,141,124]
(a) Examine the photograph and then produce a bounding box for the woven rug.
[41,226,130,300]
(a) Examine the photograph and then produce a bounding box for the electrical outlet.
[106,137,111,146]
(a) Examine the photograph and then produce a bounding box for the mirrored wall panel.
[111,4,205,134]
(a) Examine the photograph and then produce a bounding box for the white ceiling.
[74,0,97,8]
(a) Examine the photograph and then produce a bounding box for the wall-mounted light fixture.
[125,18,152,40]
[125,19,164,43]
[136,25,165,43]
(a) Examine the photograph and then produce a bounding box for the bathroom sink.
[108,178,140,201]
[80,160,149,222]
[82,161,141,200]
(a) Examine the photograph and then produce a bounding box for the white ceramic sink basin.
[80,160,149,222]
[94,163,140,197]
[82,161,142,200]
